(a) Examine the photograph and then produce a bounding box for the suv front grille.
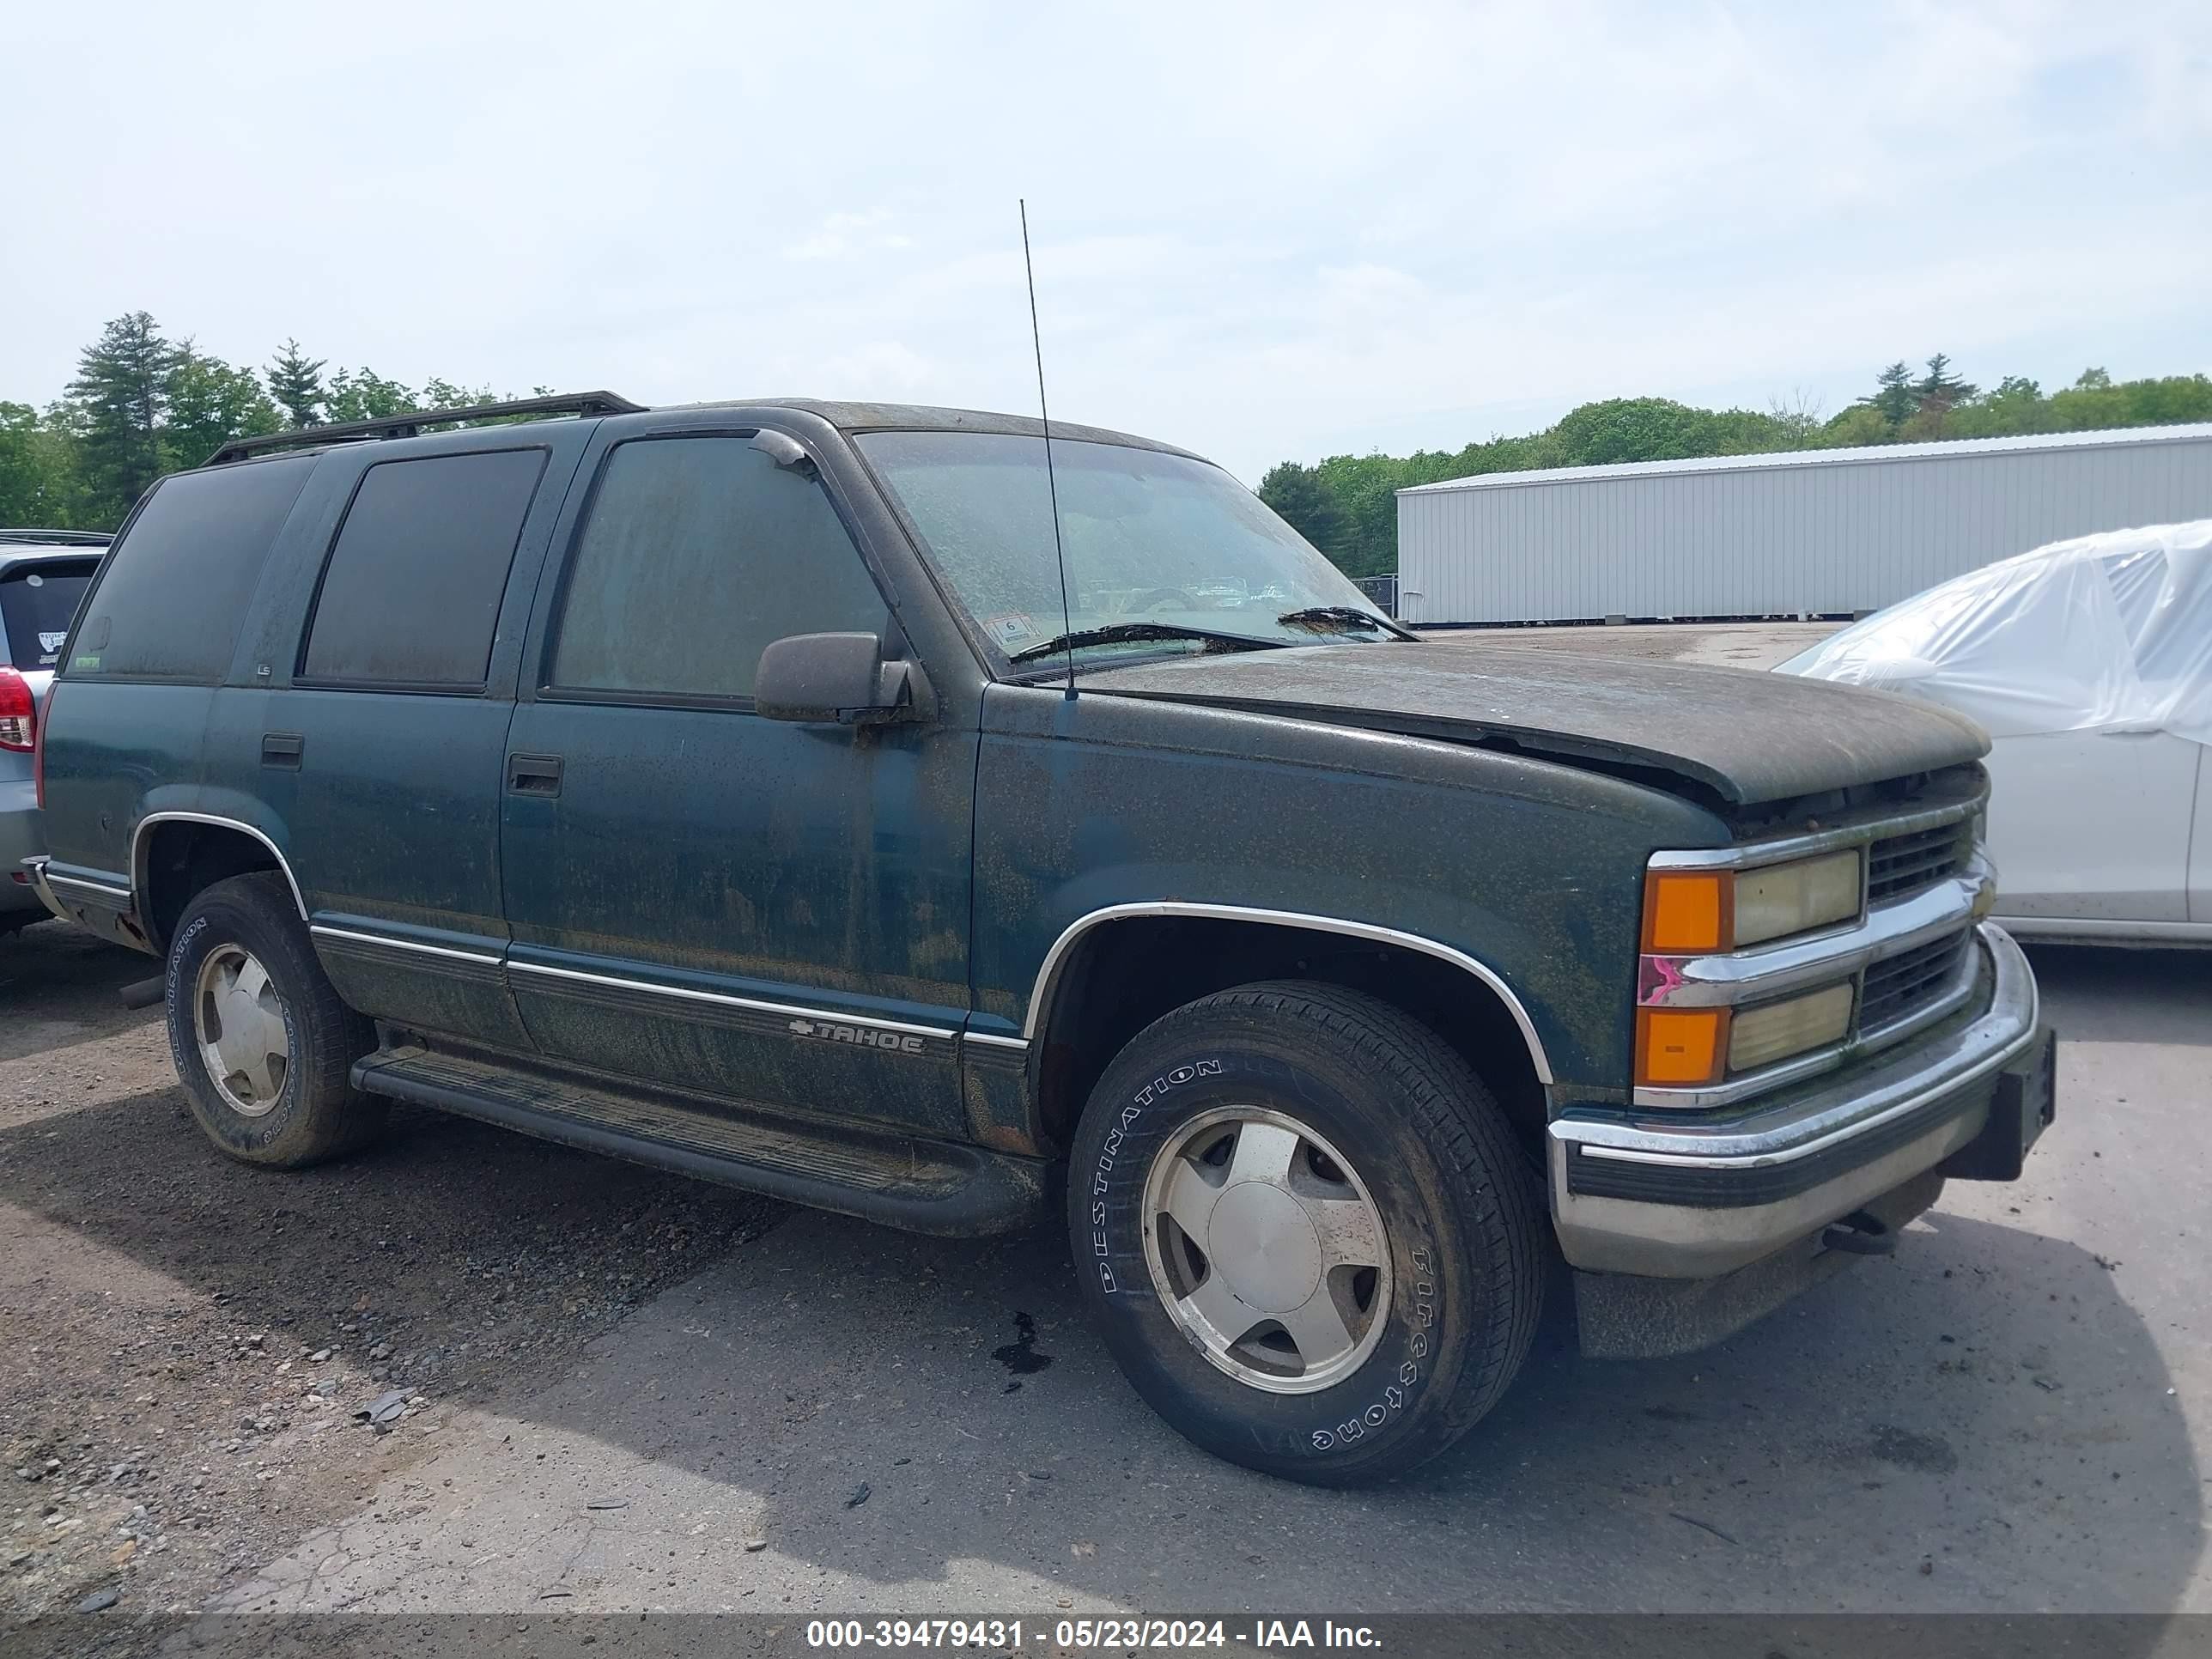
[1867,821,1971,904]
[1859,931,1971,1033]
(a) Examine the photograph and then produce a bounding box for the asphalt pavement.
[210,942,2209,1617]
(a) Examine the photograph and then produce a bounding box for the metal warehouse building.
[1393,422,2212,626]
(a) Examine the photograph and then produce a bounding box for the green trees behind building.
[8,318,2207,573]
[1259,358,2212,579]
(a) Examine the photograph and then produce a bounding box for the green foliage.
[1262,357,2212,577]
[325,368,417,423]
[1816,404,1893,448]
[1255,462,1349,568]
[164,348,283,470]
[0,402,71,526]
[1862,362,1917,428]
[266,339,328,428]
[65,311,181,526]
[6,313,550,531]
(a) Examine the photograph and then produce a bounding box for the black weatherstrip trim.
[1565,1074,1997,1209]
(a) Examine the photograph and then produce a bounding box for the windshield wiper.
[1276,605,1403,636]
[1007,623,1286,665]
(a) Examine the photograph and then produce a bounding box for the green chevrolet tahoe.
[27,392,2057,1484]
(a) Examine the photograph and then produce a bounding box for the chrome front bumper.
[1550,921,2042,1278]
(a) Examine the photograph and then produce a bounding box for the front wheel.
[1066,981,1544,1485]
[165,872,386,1167]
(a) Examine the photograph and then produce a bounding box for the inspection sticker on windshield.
[982,613,1038,649]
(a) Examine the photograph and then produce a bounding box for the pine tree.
[65,312,179,525]
[1912,353,1978,413]
[1860,362,1917,429]
[266,338,328,428]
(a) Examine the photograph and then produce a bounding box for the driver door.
[497,420,977,1139]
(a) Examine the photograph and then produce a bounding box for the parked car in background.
[33,393,2054,1484]
[0,529,108,937]
[1778,521,2212,945]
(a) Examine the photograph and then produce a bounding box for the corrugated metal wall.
[1395,429,2212,624]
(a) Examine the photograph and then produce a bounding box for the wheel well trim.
[1021,901,1556,1085]
[131,811,309,929]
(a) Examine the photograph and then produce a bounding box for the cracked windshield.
[857,430,1400,665]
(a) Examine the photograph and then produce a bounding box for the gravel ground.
[0,920,780,1620]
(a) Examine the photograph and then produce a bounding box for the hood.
[1078,641,1990,806]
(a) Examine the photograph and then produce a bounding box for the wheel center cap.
[1206,1181,1322,1315]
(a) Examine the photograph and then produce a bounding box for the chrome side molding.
[1023,901,1554,1085]
[130,811,310,921]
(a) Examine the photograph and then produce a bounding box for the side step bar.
[351,1045,1049,1237]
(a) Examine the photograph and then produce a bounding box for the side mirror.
[754,632,922,725]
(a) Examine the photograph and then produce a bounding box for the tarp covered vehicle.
[1779,520,2212,943]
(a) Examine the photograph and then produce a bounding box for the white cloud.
[782,209,915,262]
[3,0,2205,480]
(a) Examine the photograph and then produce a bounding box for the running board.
[350,1046,1048,1237]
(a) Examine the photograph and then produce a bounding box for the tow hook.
[1820,1209,1899,1256]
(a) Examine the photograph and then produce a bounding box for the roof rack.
[0,528,112,547]
[204,390,648,466]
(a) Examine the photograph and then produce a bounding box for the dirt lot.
[0,921,780,1620]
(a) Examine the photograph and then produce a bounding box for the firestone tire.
[1066,981,1544,1486]
[164,872,387,1168]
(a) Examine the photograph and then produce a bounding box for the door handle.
[507,753,563,796]
[261,732,304,769]
[2098,726,2162,739]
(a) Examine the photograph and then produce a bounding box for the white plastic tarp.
[1777,520,2212,748]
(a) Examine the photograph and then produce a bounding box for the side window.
[548,435,888,702]
[301,448,548,688]
[68,457,315,683]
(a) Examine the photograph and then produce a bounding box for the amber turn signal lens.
[1636,1006,1729,1087]
[1643,871,1729,953]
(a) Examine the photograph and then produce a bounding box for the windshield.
[855,431,1399,668]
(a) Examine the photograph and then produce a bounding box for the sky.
[6,0,2209,483]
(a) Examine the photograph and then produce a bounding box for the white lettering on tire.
[1309,1245,1436,1454]
[1091,1058,1223,1295]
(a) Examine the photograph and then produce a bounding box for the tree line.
[0,312,544,532]
[9,319,2207,573]
[1260,357,2212,578]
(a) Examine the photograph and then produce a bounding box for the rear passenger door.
[497,418,976,1139]
[233,434,586,1048]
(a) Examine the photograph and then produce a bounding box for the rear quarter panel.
[38,678,215,888]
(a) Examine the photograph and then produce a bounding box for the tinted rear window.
[69,459,315,682]
[0,560,98,670]
[301,448,547,688]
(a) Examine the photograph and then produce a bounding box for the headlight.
[1642,849,1863,953]
[1727,982,1855,1072]
[1634,980,1857,1089]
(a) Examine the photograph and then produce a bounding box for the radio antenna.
[1019,199,1078,698]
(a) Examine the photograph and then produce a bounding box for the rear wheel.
[164,872,386,1167]
[1067,981,1544,1485]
